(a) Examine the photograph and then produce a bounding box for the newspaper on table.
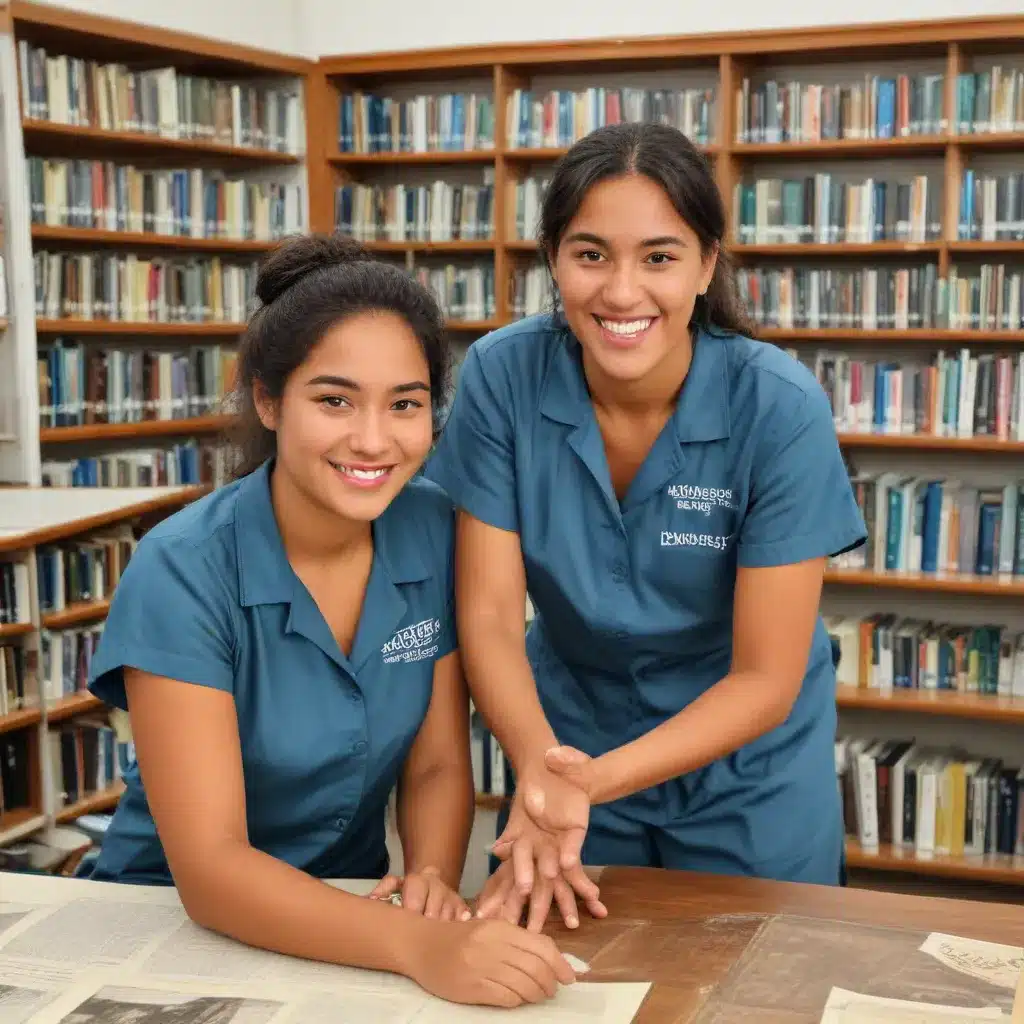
[819,986,1012,1023]
[0,872,650,1023]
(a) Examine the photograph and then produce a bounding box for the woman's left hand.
[369,866,472,922]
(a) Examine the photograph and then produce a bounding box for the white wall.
[32,0,308,57]
[299,0,1023,56]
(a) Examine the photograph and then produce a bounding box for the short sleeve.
[737,384,866,568]
[88,536,236,710]
[425,343,519,533]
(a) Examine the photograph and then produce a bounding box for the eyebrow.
[305,375,430,394]
[564,231,687,248]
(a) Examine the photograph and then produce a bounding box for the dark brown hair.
[538,121,756,338]
[225,233,452,478]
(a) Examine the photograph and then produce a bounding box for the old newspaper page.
[0,873,650,1023]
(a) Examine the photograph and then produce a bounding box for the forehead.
[566,173,695,243]
[302,310,429,379]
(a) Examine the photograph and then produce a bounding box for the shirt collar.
[539,325,732,444]
[235,459,430,609]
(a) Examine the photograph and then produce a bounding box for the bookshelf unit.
[0,485,202,846]
[316,16,1024,891]
[0,1,314,492]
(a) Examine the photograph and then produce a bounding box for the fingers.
[551,877,580,930]
[536,842,561,882]
[369,874,401,899]
[510,930,578,988]
[401,873,429,914]
[511,835,536,896]
[564,864,608,918]
[525,875,555,933]
[488,962,550,1006]
[475,871,514,920]
[558,825,587,871]
[501,947,560,1001]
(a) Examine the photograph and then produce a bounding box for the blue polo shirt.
[426,313,866,876]
[85,458,456,885]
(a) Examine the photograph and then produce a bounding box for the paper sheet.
[819,986,1009,1023]
[0,873,649,1024]
[919,933,1024,992]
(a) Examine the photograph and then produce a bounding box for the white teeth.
[598,317,652,336]
[335,465,388,479]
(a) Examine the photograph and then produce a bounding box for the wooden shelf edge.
[0,707,43,735]
[836,685,1024,722]
[0,808,47,846]
[824,569,1024,596]
[0,485,208,555]
[35,319,248,336]
[40,599,111,630]
[55,782,126,823]
[846,839,1024,884]
[40,414,230,444]
[46,693,104,723]
[31,225,283,253]
[476,793,508,810]
[0,621,34,640]
[22,120,302,162]
[837,433,1024,452]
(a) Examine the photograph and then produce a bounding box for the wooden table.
[545,866,1024,1023]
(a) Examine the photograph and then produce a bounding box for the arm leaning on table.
[86,536,575,1010]
[369,648,476,919]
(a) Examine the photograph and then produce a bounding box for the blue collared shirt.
[426,314,866,864]
[86,459,456,885]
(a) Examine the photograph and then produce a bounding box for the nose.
[601,261,644,310]
[347,408,389,457]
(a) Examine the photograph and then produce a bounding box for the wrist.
[586,751,622,805]
[391,908,440,980]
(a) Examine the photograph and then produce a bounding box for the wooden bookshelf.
[1,1,314,491]
[315,15,1024,889]
[0,486,199,845]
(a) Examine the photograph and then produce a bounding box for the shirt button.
[615,630,629,641]
[336,816,349,829]
[353,740,367,754]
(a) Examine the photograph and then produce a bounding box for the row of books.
[0,731,29,819]
[733,175,940,246]
[811,349,1024,441]
[832,473,1023,578]
[18,42,305,155]
[739,264,1024,331]
[837,735,1023,859]
[36,530,136,615]
[512,177,550,242]
[955,68,1024,136]
[337,91,496,155]
[33,251,259,325]
[0,644,31,719]
[828,616,1023,698]
[49,717,128,816]
[333,178,495,243]
[39,625,102,708]
[735,74,946,144]
[505,87,716,151]
[412,266,496,323]
[40,440,227,489]
[0,561,31,627]
[471,716,513,800]
[958,170,1024,242]
[27,157,305,242]
[37,342,237,429]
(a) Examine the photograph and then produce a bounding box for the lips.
[593,315,658,348]
[328,461,395,488]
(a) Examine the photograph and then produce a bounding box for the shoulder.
[719,331,824,403]
[120,479,244,595]
[465,313,563,381]
[386,475,456,551]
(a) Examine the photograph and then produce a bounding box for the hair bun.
[255,232,372,306]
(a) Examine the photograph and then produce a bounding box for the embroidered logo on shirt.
[381,617,442,664]
[660,531,732,549]
[667,484,737,517]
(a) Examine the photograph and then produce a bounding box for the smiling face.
[256,309,435,525]
[550,172,718,387]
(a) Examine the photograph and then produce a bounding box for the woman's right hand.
[408,917,577,1007]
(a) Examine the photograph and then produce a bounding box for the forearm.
[590,670,795,805]
[398,765,474,889]
[174,842,433,975]
[459,611,557,773]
